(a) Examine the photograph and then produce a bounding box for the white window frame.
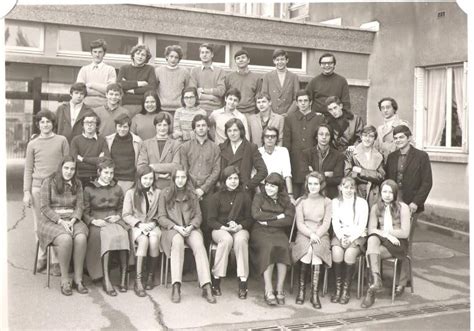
[242,44,307,74]
[5,20,45,54]
[288,2,309,21]
[56,26,143,62]
[414,63,468,158]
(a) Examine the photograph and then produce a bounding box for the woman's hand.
[137,81,149,87]
[276,213,285,220]
[23,191,32,208]
[92,219,107,227]
[387,234,400,246]
[183,225,194,236]
[105,215,120,223]
[310,233,321,245]
[137,222,148,232]
[257,221,268,226]
[58,219,73,234]
[145,222,156,232]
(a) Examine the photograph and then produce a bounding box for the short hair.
[296,89,312,101]
[90,39,107,53]
[106,83,123,95]
[325,95,342,106]
[82,112,101,134]
[199,43,214,54]
[224,118,246,140]
[164,45,184,60]
[256,92,271,102]
[319,53,336,65]
[361,125,378,140]
[130,44,152,63]
[35,109,56,129]
[234,49,249,59]
[191,114,210,130]
[272,49,288,60]
[313,123,334,142]
[393,125,412,138]
[225,88,241,101]
[262,126,279,145]
[114,113,132,126]
[180,87,200,107]
[303,171,327,197]
[153,112,173,134]
[70,82,87,97]
[97,156,115,173]
[377,97,399,112]
[140,90,161,115]
[220,165,241,187]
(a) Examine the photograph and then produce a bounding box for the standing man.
[283,90,325,198]
[385,125,432,296]
[93,83,130,137]
[76,39,117,108]
[189,43,226,116]
[306,53,350,117]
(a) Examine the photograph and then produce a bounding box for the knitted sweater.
[93,105,131,138]
[225,70,262,114]
[306,72,350,115]
[155,66,190,112]
[172,107,207,141]
[131,113,159,141]
[117,64,157,105]
[189,66,226,112]
[110,133,136,181]
[70,135,110,178]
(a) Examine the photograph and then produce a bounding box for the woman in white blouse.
[330,176,368,304]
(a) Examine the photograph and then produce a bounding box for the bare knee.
[55,234,73,249]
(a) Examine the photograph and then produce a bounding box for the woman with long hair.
[131,90,163,141]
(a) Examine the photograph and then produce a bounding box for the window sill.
[424,150,468,164]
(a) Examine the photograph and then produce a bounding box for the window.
[155,36,229,66]
[242,45,306,73]
[5,20,44,53]
[288,2,309,20]
[414,63,468,155]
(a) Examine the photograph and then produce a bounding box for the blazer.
[261,70,300,115]
[219,139,268,191]
[385,146,433,213]
[56,103,93,144]
[105,132,142,164]
[248,111,284,147]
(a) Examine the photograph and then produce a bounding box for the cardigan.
[331,196,368,242]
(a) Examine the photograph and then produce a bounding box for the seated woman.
[123,165,161,297]
[207,166,252,299]
[250,173,295,306]
[345,125,385,207]
[157,169,216,304]
[38,156,89,296]
[361,179,411,308]
[330,177,369,305]
[83,157,130,296]
[292,172,332,309]
[172,87,207,142]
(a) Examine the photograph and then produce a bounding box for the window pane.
[58,30,138,55]
[243,46,303,69]
[156,37,226,63]
[6,99,34,159]
[5,22,42,48]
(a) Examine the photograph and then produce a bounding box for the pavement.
[6,195,471,330]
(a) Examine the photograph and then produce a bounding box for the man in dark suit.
[385,124,432,296]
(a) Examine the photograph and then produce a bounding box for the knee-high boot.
[295,262,309,304]
[361,254,382,308]
[330,262,343,303]
[134,256,146,297]
[310,265,321,309]
[340,263,355,304]
[145,256,158,290]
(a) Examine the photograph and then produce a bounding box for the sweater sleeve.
[315,198,332,238]
[117,66,139,91]
[295,200,312,238]
[267,199,294,228]
[23,141,34,192]
[238,192,253,230]
[82,187,93,225]
[133,66,157,94]
[206,192,223,230]
[251,194,277,221]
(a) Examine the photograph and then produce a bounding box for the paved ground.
[6,196,470,330]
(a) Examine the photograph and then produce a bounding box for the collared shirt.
[231,140,243,154]
[69,102,83,128]
[82,132,98,140]
[209,107,250,145]
[201,64,215,71]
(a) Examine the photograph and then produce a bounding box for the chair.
[33,241,52,288]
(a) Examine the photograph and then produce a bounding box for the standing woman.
[172,87,207,142]
[123,165,161,297]
[157,169,216,304]
[345,125,385,207]
[292,172,332,309]
[118,44,157,117]
[83,157,130,296]
[330,176,368,305]
[207,166,253,299]
[250,173,295,306]
[131,91,163,141]
[361,179,410,308]
[38,156,89,295]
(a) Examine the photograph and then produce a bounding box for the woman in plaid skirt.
[38,155,89,296]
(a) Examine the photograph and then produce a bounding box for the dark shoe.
[276,291,285,305]
[51,263,61,277]
[339,263,355,305]
[368,254,383,293]
[36,259,47,273]
[330,262,343,303]
[202,283,217,304]
[171,282,181,303]
[60,281,73,296]
[395,285,406,297]
[238,281,248,299]
[134,273,146,297]
[72,280,89,294]
[310,265,321,309]
[296,262,309,304]
[264,291,277,306]
[211,276,222,296]
[361,289,376,308]
[102,281,117,297]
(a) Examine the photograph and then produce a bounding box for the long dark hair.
[375,179,401,220]
[165,168,196,208]
[220,166,241,191]
[53,155,80,195]
[263,172,290,206]
[140,90,162,115]
[133,165,155,210]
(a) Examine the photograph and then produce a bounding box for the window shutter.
[413,67,425,149]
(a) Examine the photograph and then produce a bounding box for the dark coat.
[219,139,268,191]
[55,103,93,144]
[385,146,433,213]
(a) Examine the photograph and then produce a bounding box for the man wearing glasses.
[305,53,351,117]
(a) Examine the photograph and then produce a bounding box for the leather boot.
[340,263,355,304]
[330,262,343,303]
[202,283,217,304]
[211,275,222,296]
[134,256,146,297]
[171,282,181,303]
[368,254,383,293]
[295,262,309,304]
[361,288,376,308]
[145,257,158,290]
[310,265,321,309]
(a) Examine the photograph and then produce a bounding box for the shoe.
[202,283,217,304]
[51,263,61,277]
[361,288,376,308]
[276,291,285,305]
[211,276,222,296]
[134,273,146,297]
[395,285,406,297]
[60,281,73,296]
[310,265,321,309]
[72,280,89,294]
[102,281,117,297]
[330,262,343,303]
[171,282,181,303]
[36,259,47,273]
[238,281,248,299]
[339,263,355,305]
[264,291,277,306]
[296,262,309,304]
[367,254,383,293]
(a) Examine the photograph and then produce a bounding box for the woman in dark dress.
[250,173,295,306]
[38,156,89,296]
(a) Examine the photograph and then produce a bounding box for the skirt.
[331,236,367,251]
[369,234,408,259]
[38,217,89,251]
[250,226,291,276]
[292,232,332,267]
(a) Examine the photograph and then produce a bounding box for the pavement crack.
[7,205,27,232]
[146,292,168,330]
[7,259,30,272]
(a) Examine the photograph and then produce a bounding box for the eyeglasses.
[320,62,334,66]
[264,135,277,139]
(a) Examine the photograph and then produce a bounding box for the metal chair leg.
[33,240,40,275]
[357,255,363,299]
[391,259,398,304]
[322,265,328,297]
[160,252,164,286]
[165,255,169,288]
[289,265,294,294]
[46,245,51,288]
[408,256,414,293]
